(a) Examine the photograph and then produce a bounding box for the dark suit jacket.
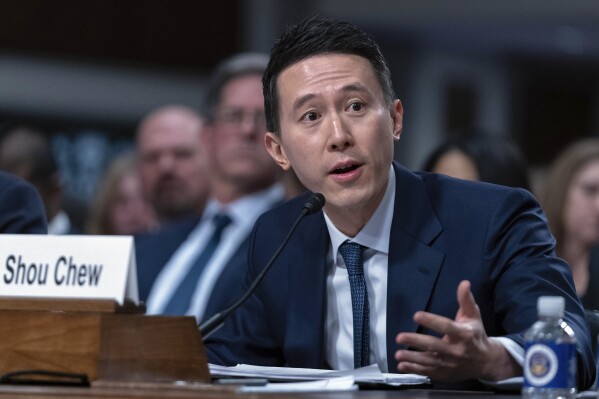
[135,208,270,322]
[135,216,200,302]
[205,162,595,390]
[0,172,47,234]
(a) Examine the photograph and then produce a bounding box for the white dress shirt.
[323,166,524,373]
[324,166,395,372]
[48,210,73,235]
[146,183,284,321]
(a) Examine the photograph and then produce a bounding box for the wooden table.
[0,381,523,399]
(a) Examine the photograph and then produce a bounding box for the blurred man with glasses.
[140,53,284,322]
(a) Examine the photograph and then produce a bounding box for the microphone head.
[303,192,325,214]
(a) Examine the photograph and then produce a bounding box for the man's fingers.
[394,348,439,368]
[456,280,480,320]
[411,311,461,338]
[396,331,446,353]
[396,350,457,380]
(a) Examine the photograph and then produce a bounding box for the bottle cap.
[537,296,565,318]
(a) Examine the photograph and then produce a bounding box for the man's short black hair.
[263,16,396,135]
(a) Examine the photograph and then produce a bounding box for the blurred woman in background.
[422,133,531,190]
[542,138,599,310]
[87,151,157,235]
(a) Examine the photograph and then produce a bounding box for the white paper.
[239,375,358,393]
[209,363,429,386]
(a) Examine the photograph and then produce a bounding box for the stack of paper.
[209,363,430,388]
[239,375,358,393]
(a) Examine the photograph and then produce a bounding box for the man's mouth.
[331,163,360,174]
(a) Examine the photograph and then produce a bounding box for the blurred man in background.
[139,53,283,322]
[0,170,47,234]
[0,124,79,234]
[136,105,210,225]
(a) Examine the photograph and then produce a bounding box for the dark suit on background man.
[205,163,595,390]
[139,53,283,322]
[135,216,199,302]
[135,214,253,319]
[0,171,47,234]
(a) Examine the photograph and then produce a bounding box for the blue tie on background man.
[163,213,232,315]
[339,240,369,368]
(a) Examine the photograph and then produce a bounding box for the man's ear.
[264,132,291,171]
[391,99,403,141]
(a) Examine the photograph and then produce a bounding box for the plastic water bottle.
[522,296,577,399]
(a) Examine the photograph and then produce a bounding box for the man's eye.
[304,111,319,121]
[582,185,599,196]
[349,102,363,111]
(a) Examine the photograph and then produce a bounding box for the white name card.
[0,235,137,305]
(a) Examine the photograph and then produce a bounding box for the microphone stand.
[199,193,324,339]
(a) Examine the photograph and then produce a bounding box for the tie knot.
[339,241,364,275]
[212,213,232,232]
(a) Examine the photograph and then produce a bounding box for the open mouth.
[331,164,360,174]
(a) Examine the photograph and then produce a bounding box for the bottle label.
[523,342,576,388]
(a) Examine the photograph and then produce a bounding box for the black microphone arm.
[199,192,325,339]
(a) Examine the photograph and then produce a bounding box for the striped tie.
[339,240,369,368]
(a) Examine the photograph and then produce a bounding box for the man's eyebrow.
[341,82,370,94]
[292,93,316,111]
[291,83,370,111]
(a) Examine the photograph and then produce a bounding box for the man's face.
[265,54,402,222]
[137,110,209,221]
[203,74,279,195]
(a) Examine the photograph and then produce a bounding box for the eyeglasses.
[212,108,267,129]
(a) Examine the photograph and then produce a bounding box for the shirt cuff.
[478,337,524,390]
[490,336,524,367]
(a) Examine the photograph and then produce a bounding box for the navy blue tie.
[339,240,370,368]
[163,213,232,315]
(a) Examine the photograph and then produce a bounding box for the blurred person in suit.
[138,53,284,322]
[205,16,594,391]
[87,151,157,235]
[136,105,210,225]
[421,133,530,190]
[541,138,599,310]
[0,124,80,234]
[0,171,47,234]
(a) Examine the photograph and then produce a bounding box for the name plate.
[0,235,137,305]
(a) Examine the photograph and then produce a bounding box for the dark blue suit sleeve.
[483,188,595,389]
[0,173,47,234]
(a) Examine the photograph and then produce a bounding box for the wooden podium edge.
[0,303,209,384]
[0,297,145,313]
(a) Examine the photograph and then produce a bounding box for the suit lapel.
[385,163,445,371]
[285,213,330,368]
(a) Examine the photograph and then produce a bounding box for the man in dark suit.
[137,53,284,322]
[0,171,47,234]
[136,105,209,226]
[205,17,595,391]
[0,124,80,234]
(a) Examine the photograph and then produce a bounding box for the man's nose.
[327,114,353,151]
[157,154,176,171]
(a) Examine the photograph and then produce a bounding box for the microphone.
[199,192,325,339]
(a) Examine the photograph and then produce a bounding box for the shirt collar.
[203,183,285,226]
[325,165,396,261]
[48,210,71,235]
